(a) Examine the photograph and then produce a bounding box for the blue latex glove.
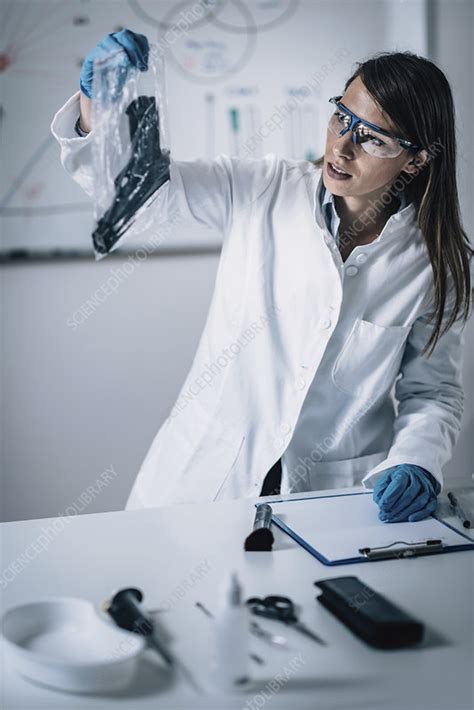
[372,464,440,523]
[80,29,149,100]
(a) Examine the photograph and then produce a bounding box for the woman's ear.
[401,148,430,175]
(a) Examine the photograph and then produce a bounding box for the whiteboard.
[0,0,428,255]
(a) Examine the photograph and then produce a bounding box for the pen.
[447,492,471,529]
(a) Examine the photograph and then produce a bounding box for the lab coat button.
[356,253,367,264]
[279,423,292,435]
[296,377,306,390]
[321,318,332,329]
[345,265,359,276]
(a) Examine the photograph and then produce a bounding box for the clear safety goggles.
[327,95,420,158]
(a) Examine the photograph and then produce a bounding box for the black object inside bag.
[315,576,424,649]
[92,95,170,255]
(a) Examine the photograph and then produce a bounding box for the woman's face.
[323,76,419,200]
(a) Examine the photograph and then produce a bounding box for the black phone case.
[315,576,424,649]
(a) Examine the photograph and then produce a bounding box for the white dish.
[0,596,146,693]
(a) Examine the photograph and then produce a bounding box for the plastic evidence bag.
[90,42,170,260]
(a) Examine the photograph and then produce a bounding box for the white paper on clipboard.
[270,493,472,563]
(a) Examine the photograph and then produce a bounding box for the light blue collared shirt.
[318,178,408,246]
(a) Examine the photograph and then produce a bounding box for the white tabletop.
[1,486,473,710]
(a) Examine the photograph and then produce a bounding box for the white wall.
[1,254,220,521]
[433,0,474,485]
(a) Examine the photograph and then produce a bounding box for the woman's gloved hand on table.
[80,28,149,100]
[372,464,441,523]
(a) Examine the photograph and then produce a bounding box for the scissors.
[245,595,326,646]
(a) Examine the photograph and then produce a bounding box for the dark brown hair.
[314,50,473,356]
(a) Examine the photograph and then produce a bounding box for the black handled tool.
[244,503,275,551]
[103,587,174,665]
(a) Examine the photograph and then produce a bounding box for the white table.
[1,487,473,710]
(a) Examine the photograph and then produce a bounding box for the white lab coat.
[51,91,466,509]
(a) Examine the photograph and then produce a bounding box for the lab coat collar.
[311,164,417,243]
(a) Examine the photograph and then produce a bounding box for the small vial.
[208,571,250,692]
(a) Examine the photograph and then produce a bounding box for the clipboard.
[262,491,474,566]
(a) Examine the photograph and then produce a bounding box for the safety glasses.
[327,95,420,158]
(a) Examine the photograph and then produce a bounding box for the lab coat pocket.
[331,318,411,397]
[188,408,246,502]
[135,402,245,507]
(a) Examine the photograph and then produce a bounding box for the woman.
[51,30,472,522]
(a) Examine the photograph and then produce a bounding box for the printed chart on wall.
[0,0,390,256]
